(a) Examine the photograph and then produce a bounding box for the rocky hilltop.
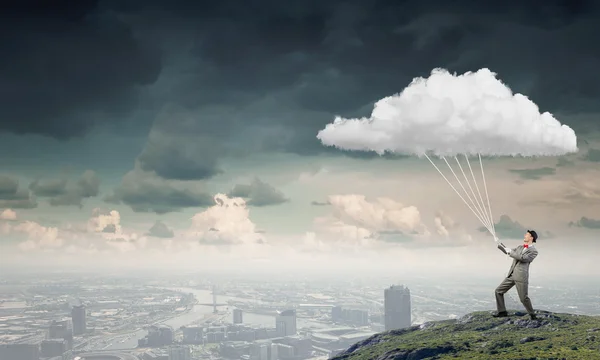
[333,310,600,360]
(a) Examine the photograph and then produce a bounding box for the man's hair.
[527,230,538,243]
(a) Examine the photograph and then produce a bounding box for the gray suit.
[495,244,538,315]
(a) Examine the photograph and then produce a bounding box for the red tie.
[524,244,528,248]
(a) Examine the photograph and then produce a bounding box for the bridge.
[195,285,227,313]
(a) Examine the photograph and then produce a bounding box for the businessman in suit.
[493,230,539,320]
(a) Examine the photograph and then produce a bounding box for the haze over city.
[1,1,600,358]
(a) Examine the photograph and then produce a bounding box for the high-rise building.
[233,308,243,324]
[182,325,203,344]
[41,339,68,358]
[384,285,411,331]
[48,319,74,349]
[72,304,87,335]
[168,345,191,360]
[275,310,297,336]
[331,306,342,322]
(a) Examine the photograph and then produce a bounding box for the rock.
[520,336,546,344]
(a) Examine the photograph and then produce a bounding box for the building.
[41,339,68,358]
[384,285,411,331]
[233,308,243,324]
[48,319,74,349]
[330,306,369,326]
[275,310,297,337]
[0,343,40,360]
[138,325,174,347]
[331,306,342,322]
[168,345,191,360]
[182,325,203,344]
[72,304,87,335]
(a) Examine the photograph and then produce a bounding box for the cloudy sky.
[1,0,599,276]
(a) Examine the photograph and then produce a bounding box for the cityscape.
[1,271,599,360]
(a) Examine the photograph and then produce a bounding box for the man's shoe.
[492,311,508,318]
[530,314,537,320]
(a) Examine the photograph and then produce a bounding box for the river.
[99,287,328,351]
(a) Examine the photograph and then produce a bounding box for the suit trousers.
[495,277,535,314]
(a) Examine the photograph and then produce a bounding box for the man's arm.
[509,248,538,263]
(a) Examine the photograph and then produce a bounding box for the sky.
[1,0,599,276]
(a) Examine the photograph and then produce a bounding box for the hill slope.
[333,310,600,360]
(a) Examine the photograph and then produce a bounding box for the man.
[493,230,539,320]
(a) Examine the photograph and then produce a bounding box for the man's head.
[524,230,538,244]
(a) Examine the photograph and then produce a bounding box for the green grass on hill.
[334,310,600,360]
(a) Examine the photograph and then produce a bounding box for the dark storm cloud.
[0,175,37,209]
[6,0,600,169]
[129,0,600,173]
[582,148,600,162]
[146,220,175,238]
[0,0,162,139]
[569,217,600,229]
[134,105,224,180]
[28,170,100,207]
[105,169,214,213]
[228,178,288,207]
[508,167,556,180]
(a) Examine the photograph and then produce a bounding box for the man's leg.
[515,281,536,319]
[494,277,515,315]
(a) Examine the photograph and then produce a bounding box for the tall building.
[233,308,243,324]
[48,319,74,349]
[331,306,342,322]
[384,285,411,331]
[72,304,87,335]
[275,310,297,336]
[168,345,191,360]
[41,339,68,358]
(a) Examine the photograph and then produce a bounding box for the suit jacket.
[507,244,538,282]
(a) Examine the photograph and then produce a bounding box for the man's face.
[524,232,533,243]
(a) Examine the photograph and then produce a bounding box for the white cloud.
[0,209,16,221]
[317,68,578,157]
[300,194,473,251]
[88,208,122,233]
[12,221,63,250]
[327,194,429,235]
[187,193,265,247]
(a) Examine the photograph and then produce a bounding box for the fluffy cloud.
[88,209,122,234]
[434,211,472,244]
[29,170,100,207]
[105,168,214,213]
[302,194,472,251]
[0,209,16,221]
[228,178,288,207]
[0,208,152,254]
[9,221,63,251]
[146,221,175,238]
[187,194,265,247]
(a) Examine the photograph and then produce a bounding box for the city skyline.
[1,0,600,277]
